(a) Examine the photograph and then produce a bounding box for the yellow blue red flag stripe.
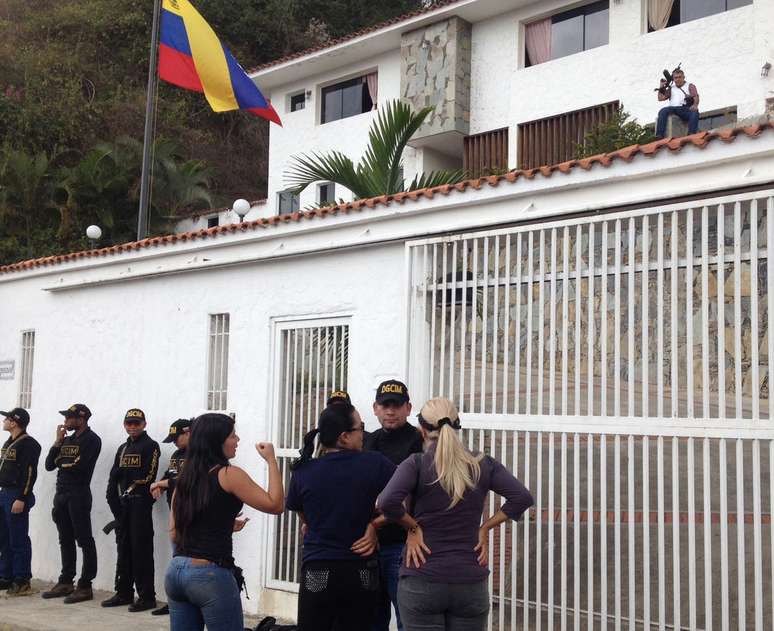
[159,0,281,125]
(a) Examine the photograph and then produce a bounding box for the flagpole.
[137,0,163,241]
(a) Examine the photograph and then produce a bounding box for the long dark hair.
[291,404,356,470]
[172,413,234,547]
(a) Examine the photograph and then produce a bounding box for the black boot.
[151,603,169,615]
[128,598,157,612]
[101,592,134,607]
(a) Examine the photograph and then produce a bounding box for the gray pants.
[397,576,490,631]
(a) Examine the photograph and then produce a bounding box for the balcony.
[463,127,509,178]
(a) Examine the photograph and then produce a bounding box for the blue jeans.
[656,105,699,138]
[373,544,404,631]
[397,576,490,631]
[0,489,35,581]
[165,556,243,631]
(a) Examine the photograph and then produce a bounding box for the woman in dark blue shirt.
[287,403,395,631]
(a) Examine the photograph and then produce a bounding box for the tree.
[574,106,657,159]
[285,100,466,201]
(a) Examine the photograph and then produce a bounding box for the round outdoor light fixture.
[233,198,251,220]
[86,225,102,241]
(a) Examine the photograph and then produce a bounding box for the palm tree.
[284,100,467,201]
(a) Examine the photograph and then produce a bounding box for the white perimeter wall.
[0,241,405,616]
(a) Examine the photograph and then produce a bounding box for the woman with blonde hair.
[377,398,533,631]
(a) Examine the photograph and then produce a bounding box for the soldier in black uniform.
[101,408,160,612]
[42,403,102,603]
[0,407,41,597]
[148,417,191,616]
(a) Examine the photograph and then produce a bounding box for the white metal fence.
[207,313,230,410]
[406,190,774,630]
[267,319,350,591]
[18,329,34,408]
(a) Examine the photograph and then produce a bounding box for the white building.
[3,1,774,627]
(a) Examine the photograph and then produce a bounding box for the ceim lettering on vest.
[0,448,16,461]
[121,454,141,468]
[381,384,404,394]
[61,446,80,458]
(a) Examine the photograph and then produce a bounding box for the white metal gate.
[406,190,774,630]
[266,317,350,591]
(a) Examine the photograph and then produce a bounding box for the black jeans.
[116,496,155,601]
[297,559,379,631]
[52,489,97,587]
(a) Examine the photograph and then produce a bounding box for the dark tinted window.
[698,109,737,132]
[278,190,300,215]
[546,1,608,62]
[207,216,219,228]
[290,93,305,112]
[681,0,725,22]
[318,183,334,205]
[321,76,373,124]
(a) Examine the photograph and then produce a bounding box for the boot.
[101,592,134,607]
[41,582,74,599]
[64,585,93,604]
[0,577,12,590]
[128,598,157,612]
[151,603,169,615]
[7,580,32,597]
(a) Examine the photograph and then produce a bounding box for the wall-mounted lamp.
[305,89,312,99]
[232,198,250,222]
[762,62,772,78]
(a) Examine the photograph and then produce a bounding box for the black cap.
[1,407,30,426]
[326,390,352,406]
[124,408,146,423]
[374,379,410,405]
[59,403,91,420]
[163,418,192,443]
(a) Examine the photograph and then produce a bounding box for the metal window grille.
[18,330,34,408]
[268,320,350,591]
[207,314,230,410]
[406,190,774,630]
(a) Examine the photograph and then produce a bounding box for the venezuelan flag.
[159,0,281,125]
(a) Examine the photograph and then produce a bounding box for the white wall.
[0,242,406,616]
[472,1,771,167]
[266,50,402,213]
[261,0,773,198]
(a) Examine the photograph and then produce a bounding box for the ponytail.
[291,428,319,470]
[418,397,483,508]
[291,404,357,470]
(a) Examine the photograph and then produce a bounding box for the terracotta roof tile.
[247,1,463,75]
[2,123,772,276]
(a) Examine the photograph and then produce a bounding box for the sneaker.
[0,578,12,590]
[128,598,157,612]
[101,592,134,607]
[64,586,93,604]
[7,580,32,597]
[151,604,169,616]
[41,582,74,599]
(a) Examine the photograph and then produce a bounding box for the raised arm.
[219,442,284,514]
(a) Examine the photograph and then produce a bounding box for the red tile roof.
[1,123,771,276]
[247,0,463,74]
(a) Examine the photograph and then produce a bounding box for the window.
[277,190,300,215]
[18,330,34,408]
[321,75,374,124]
[290,92,305,112]
[526,1,609,66]
[649,0,751,30]
[206,215,219,228]
[317,182,335,206]
[207,314,230,411]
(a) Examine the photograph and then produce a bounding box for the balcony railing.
[463,127,509,178]
[518,101,619,170]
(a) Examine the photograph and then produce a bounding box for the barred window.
[18,330,35,408]
[207,314,230,410]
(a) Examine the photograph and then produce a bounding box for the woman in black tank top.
[165,413,284,631]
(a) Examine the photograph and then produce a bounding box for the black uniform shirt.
[161,447,186,508]
[45,427,102,490]
[106,431,160,518]
[0,432,42,499]
[364,422,423,546]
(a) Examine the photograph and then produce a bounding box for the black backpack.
[251,616,297,631]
